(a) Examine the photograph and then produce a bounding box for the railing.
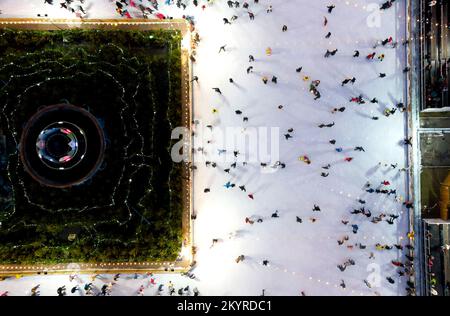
[421,0,449,110]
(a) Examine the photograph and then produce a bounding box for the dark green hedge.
[0,29,184,263]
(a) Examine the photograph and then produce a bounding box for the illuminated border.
[0,18,194,275]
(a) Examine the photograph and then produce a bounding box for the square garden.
[0,26,186,264]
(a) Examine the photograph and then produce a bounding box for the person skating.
[366,52,376,60]
[223,17,231,24]
[346,259,355,266]
[236,255,245,263]
[284,133,293,140]
[337,235,349,245]
[313,204,321,212]
[224,181,235,189]
[350,95,365,104]
[331,106,345,114]
[318,122,334,128]
[386,217,395,225]
[219,45,227,53]
[31,284,40,296]
[337,264,346,272]
[296,216,303,223]
[380,1,394,10]
[324,49,338,58]
[212,87,222,94]
[325,32,331,38]
[249,55,255,62]
[386,276,395,284]
[403,137,412,146]
[271,210,279,218]
[77,5,86,14]
[57,285,66,296]
[364,279,372,288]
[327,4,335,13]
[353,50,360,57]
[394,244,404,250]
[341,78,353,86]
[321,172,329,177]
[311,86,321,100]
[272,76,278,83]
[379,73,386,78]
[392,260,404,268]
[383,108,392,117]
[71,285,80,294]
[282,25,288,32]
[354,146,365,152]
[396,102,406,112]
[299,155,311,164]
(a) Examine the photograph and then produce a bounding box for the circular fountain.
[20,104,105,188]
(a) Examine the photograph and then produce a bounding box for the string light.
[0,19,194,273]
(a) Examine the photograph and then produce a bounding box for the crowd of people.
[187,0,416,296]
[0,0,416,296]
[1,272,199,296]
